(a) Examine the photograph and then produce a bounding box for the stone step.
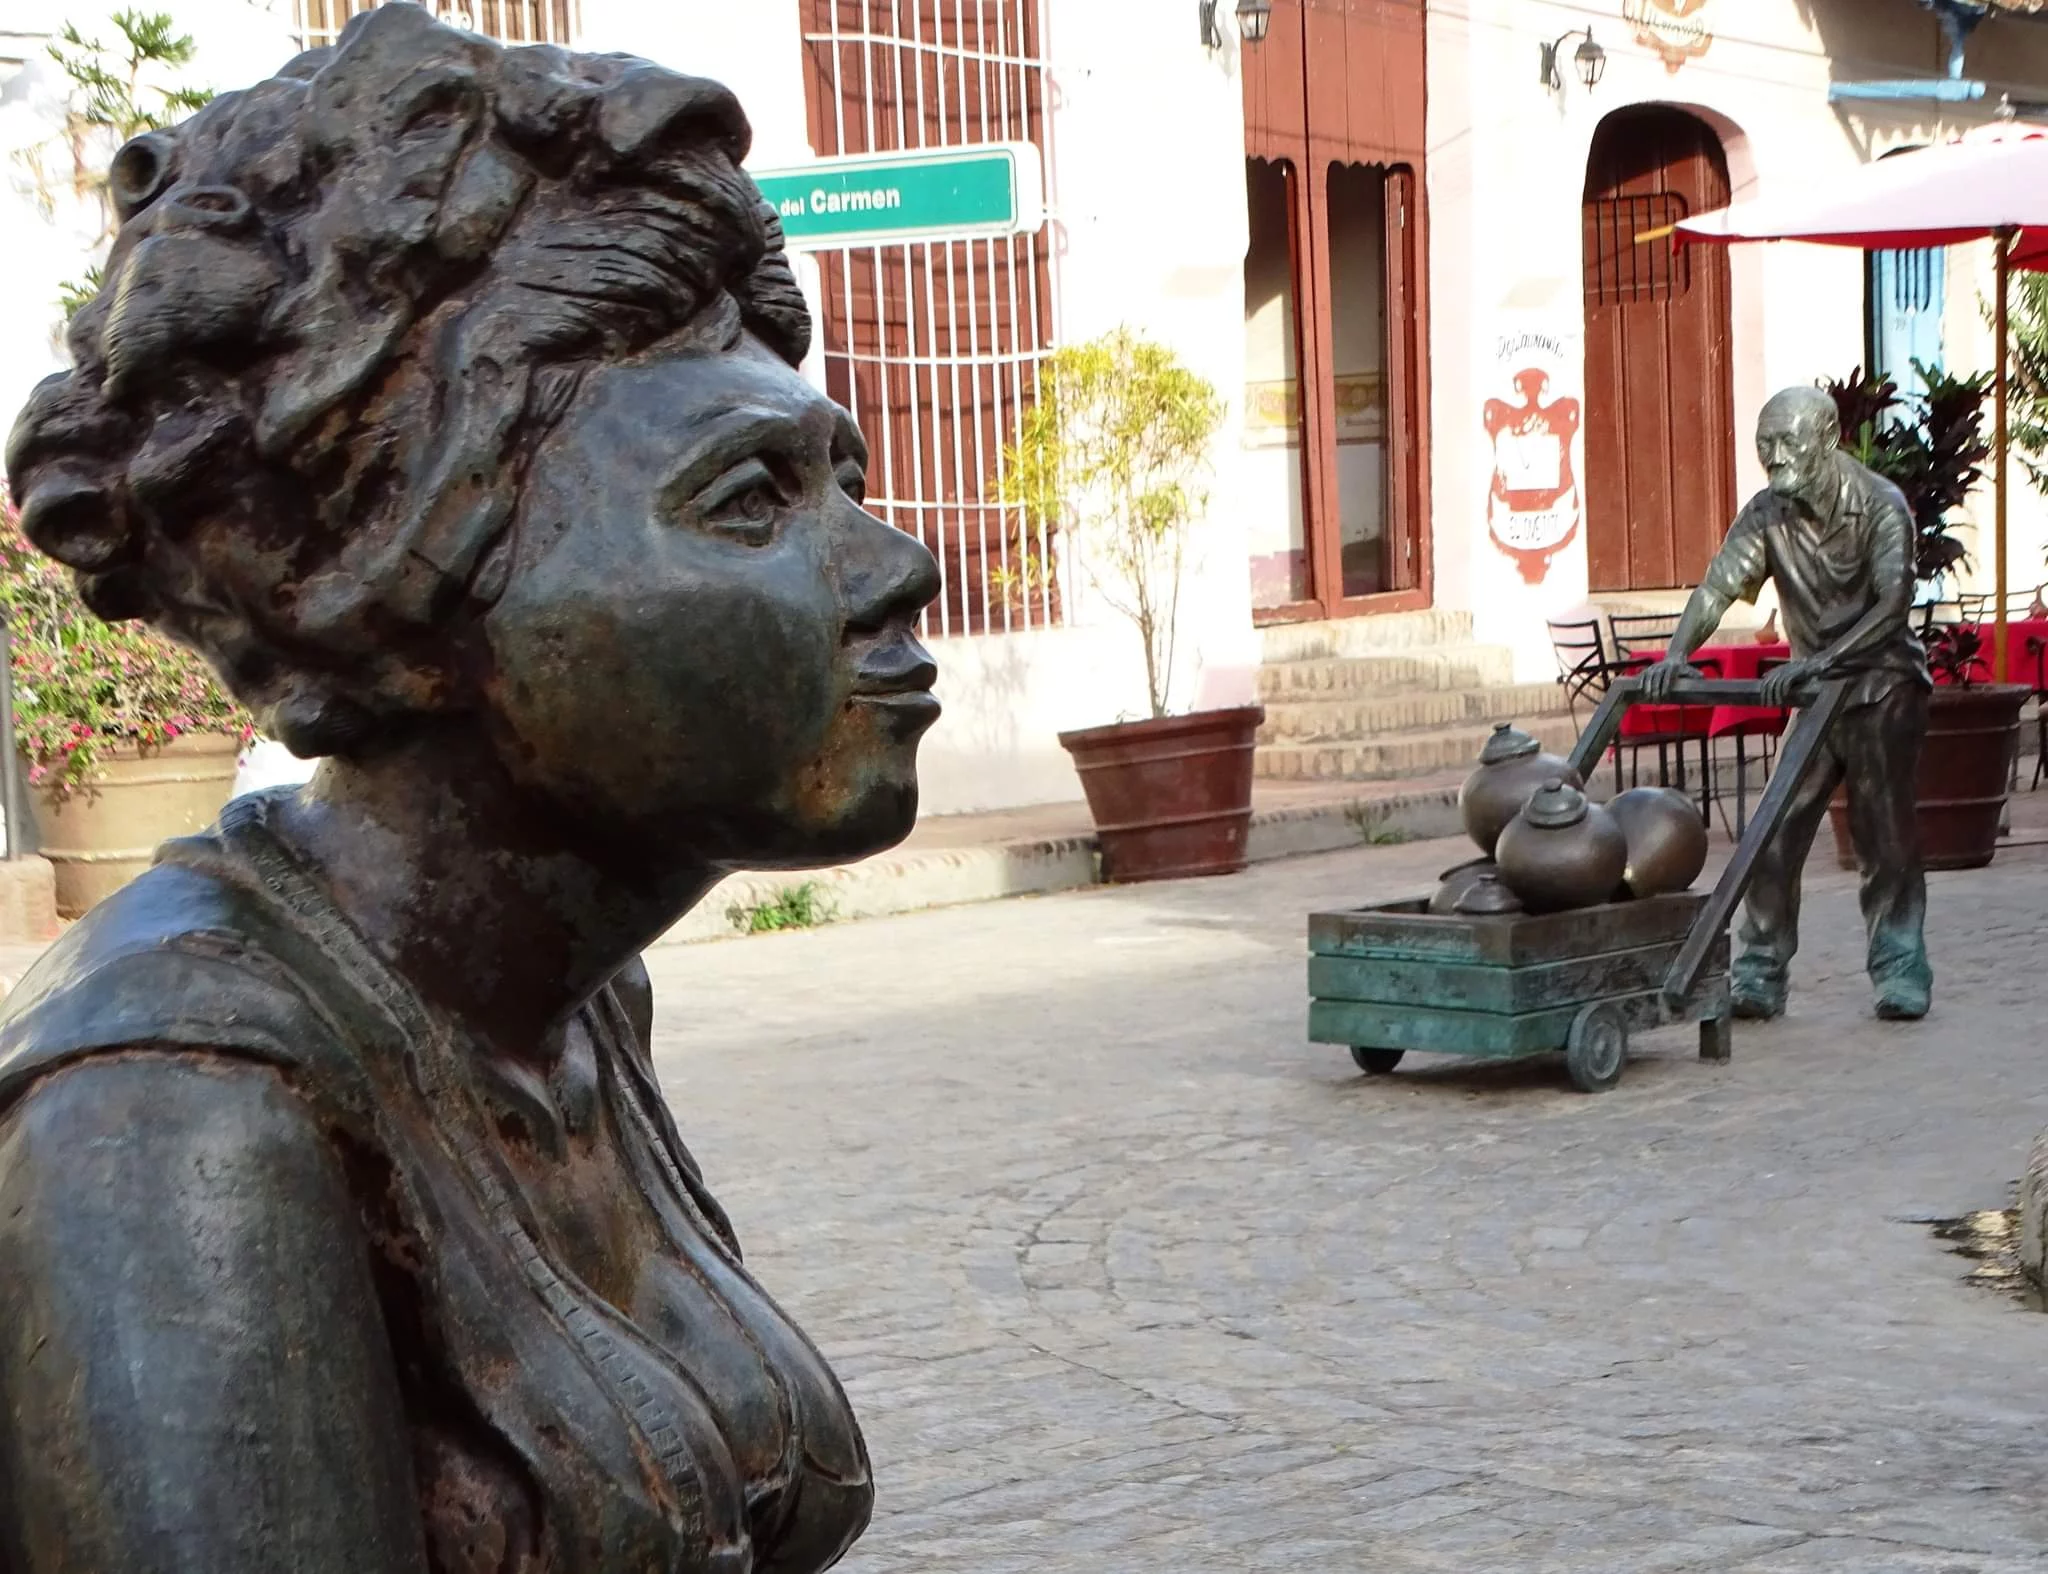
[1258,611,1477,664]
[1255,714,1584,784]
[1258,644,1518,699]
[1257,681,1571,744]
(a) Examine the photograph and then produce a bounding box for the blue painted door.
[1865,247,1947,399]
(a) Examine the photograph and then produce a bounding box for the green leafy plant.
[28,11,213,318]
[1923,624,1989,690]
[1344,801,1412,846]
[1824,362,1990,587]
[0,493,249,798]
[999,330,1225,719]
[2010,270,2048,499]
[726,882,837,935]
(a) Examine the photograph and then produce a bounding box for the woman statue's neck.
[268,731,716,1064]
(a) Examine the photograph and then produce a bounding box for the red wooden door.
[1582,107,1736,591]
[1241,0,1430,622]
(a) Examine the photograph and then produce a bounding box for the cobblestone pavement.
[645,830,2048,1572]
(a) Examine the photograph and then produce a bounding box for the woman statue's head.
[6,2,940,870]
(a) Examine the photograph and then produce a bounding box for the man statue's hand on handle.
[1759,656,1824,708]
[1636,658,1702,703]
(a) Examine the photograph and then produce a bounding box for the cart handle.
[1564,674,1827,782]
[1559,674,1852,1009]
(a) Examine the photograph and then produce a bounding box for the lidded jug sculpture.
[1496,779,1626,914]
[1459,722,1582,858]
[1429,857,1498,914]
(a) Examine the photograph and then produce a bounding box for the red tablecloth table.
[1619,641,1792,741]
[1956,620,2048,684]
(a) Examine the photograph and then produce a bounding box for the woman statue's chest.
[478,1018,664,1312]
[433,1008,872,1572]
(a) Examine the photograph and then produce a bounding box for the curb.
[655,786,1467,946]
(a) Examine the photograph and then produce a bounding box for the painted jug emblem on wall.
[1623,0,1713,73]
[1483,363,1581,585]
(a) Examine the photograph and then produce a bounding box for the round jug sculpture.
[1459,723,1582,858]
[1496,779,1627,914]
[1608,786,1710,899]
[1429,857,1498,915]
[1452,871,1524,916]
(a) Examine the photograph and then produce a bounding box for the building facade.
[2,0,2045,816]
[1428,0,2048,679]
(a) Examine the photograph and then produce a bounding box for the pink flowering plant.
[0,491,249,798]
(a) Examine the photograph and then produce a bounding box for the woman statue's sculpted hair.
[11,0,809,758]
[0,7,941,1571]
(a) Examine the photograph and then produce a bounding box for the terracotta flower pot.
[29,733,240,918]
[1826,684,2028,873]
[1058,705,1264,883]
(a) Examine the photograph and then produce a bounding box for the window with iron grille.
[799,0,1060,638]
[1583,193,1691,307]
[294,0,575,50]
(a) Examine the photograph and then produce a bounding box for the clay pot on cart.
[1058,705,1265,883]
[1826,684,2029,872]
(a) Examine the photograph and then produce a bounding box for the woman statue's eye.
[836,461,868,505]
[696,459,789,541]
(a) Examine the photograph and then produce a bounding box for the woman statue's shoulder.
[0,857,359,1126]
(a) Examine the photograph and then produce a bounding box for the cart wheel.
[1565,1004,1628,1093]
[1350,1046,1405,1075]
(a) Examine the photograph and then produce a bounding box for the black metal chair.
[1547,617,1611,725]
[1547,615,1716,808]
[2025,634,2048,791]
[1606,611,1684,663]
[1955,585,2046,624]
[1606,612,1725,816]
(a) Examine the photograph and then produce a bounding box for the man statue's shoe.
[1731,987,1784,1021]
[1875,980,1930,1021]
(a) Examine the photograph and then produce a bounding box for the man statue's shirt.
[1701,451,1929,707]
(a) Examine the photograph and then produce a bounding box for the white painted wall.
[689,0,1263,815]
[587,2,1262,813]
[0,1,1261,819]
[1428,0,2048,679]
[0,1,296,430]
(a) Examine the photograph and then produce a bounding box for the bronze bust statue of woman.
[0,7,939,1569]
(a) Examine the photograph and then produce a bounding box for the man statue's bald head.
[1756,386,1842,505]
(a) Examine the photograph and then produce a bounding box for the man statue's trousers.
[1731,681,1932,1005]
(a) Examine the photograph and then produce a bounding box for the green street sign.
[751,142,1046,249]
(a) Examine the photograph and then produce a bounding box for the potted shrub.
[1002,329,1261,883]
[1,495,248,916]
[1823,367,2028,871]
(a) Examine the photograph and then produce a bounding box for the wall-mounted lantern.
[1202,0,1271,50]
[1540,27,1607,93]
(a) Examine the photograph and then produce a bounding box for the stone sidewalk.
[646,826,2048,1571]
[661,772,1482,941]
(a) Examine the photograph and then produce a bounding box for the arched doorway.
[1582,106,1737,591]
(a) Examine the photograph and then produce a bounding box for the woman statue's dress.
[0,792,873,1572]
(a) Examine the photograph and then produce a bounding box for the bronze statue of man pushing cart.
[1641,385,1933,1023]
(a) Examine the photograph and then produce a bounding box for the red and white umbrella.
[1673,124,2048,677]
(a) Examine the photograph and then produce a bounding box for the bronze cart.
[1307,676,1850,1092]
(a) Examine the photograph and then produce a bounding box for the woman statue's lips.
[850,640,939,698]
[850,640,941,732]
